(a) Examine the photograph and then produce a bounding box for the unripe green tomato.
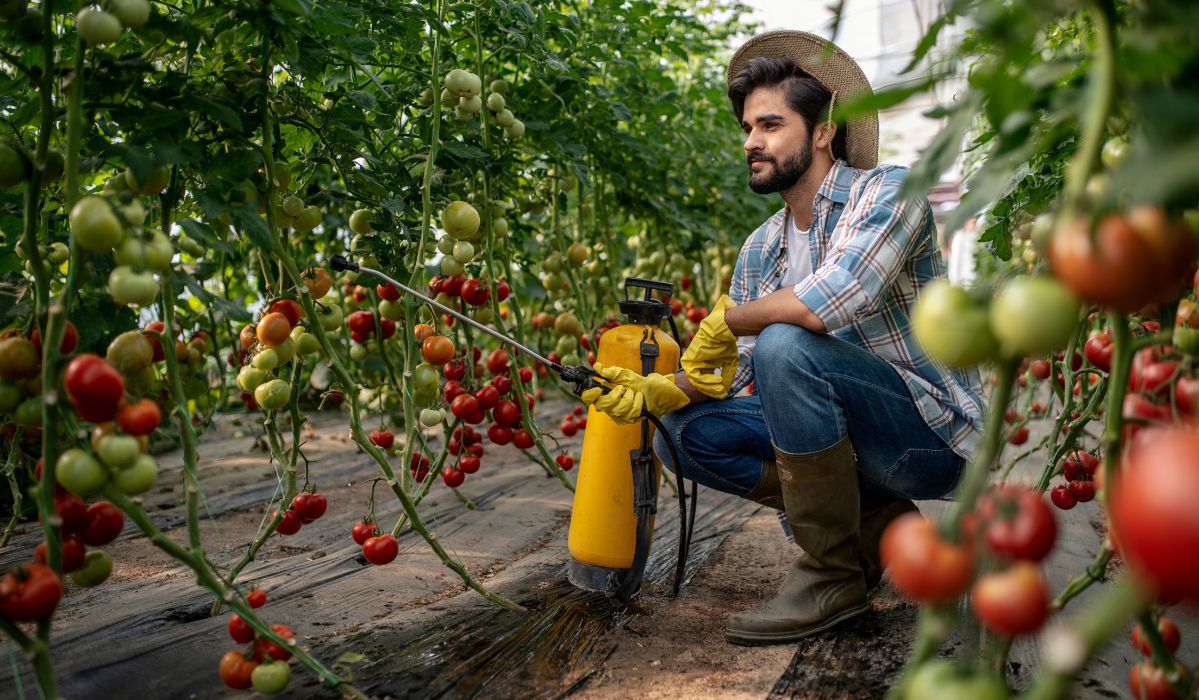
[1101,136,1127,169]
[543,254,564,274]
[349,343,368,361]
[492,217,509,237]
[542,272,565,291]
[440,88,458,108]
[71,196,124,251]
[177,235,204,257]
[452,240,475,263]
[503,120,525,140]
[489,79,510,95]
[455,106,476,122]
[46,242,69,266]
[434,292,454,307]
[442,201,480,240]
[237,365,268,392]
[272,337,297,365]
[281,195,304,217]
[412,363,440,395]
[567,242,589,266]
[316,304,344,331]
[458,94,483,114]
[110,0,150,29]
[486,93,506,112]
[989,276,1080,358]
[98,434,141,469]
[14,397,41,428]
[440,256,464,276]
[121,198,146,227]
[560,352,581,366]
[0,382,19,414]
[419,407,445,427]
[296,332,321,356]
[108,266,159,306]
[0,141,27,188]
[293,205,322,232]
[57,449,108,496]
[251,660,291,695]
[252,348,279,371]
[473,306,494,324]
[254,379,292,411]
[555,335,578,356]
[125,165,169,196]
[412,388,437,408]
[70,549,114,587]
[911,280,997,368]
[494,109,515,128]
[378,300,403,321]
[585,259,604,278]
[114,454,157,495]
[418,88,434,107]
[349,208,374,234]
[76,8,122,46]
[437,235,457,255]
[142,230,174,270]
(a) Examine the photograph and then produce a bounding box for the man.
[582,31,987,645]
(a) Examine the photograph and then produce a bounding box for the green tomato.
[124,366,156,396]
[0,382,20,414]
[281,195,304,217]
[412,388,437,409]
[142,230,174,271]
[567,242,589,266]
[472,306,494,324]
[494,109,515,128]
[556,335,578,356]
[412,363,440,395]
[1174,326,1199,356]
[989,276,1080,358]
[251,660,291,695]
[108,266,159,306]
[0,141,27,188]
[492,217,509,237]
[45,242,70,266]
[316,304,344,332]
[254,379,292,411]
[542,272,565,292]
[76,8,122,46]
[543,254,564,274]
[113,454,157,495]
[452,240,475,263]
[378,300,403,321]
[911,280,997,368]
[439,256,464,276]
[442,201,480,240]
[295,332,321,356]
[349,344,368,362]
[14,397,42,428]
[489,79,510,95]
[57,449,108,496]
[419,407,445,427]
[237,366,268,392]
[503,120,525,140]
[272,337,296,365]
[97,434,141,469]
[252,348,279,371]
[120,199,146,227]
[437,235,457,255]
[293,205,322,232]
[349,208,374,235]
[904,661,1008,700]
[70,196,124,251]
[486,92,506,111]
[70,550,113,587]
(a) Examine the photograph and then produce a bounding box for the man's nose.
[743,129,763,154]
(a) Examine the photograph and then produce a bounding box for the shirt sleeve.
[725,234,756,397]
[792,169,929,332]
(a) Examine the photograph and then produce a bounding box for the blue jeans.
[652,323,964,506]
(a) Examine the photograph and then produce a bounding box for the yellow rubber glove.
[681,294,739,399]
[580,362,690,424]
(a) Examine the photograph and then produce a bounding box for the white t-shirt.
[736,214,811,358]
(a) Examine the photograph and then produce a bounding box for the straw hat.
[727,30,879,170]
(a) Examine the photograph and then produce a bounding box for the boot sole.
[723,602,869,646]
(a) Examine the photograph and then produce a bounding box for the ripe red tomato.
[443,359,467,382]
[347,310,375,336]
[487,423,512,445]
[881,512,974,604]
[560,418,578,436]
[450,393,480,420]
[442,467,465,488]
[556,454,574,470]
[1111,426,1199,602]
[686,307,705,324]
[369,430,394,450]
[1128,661,1186,700]
[460,278,490,307]
[495,279,510,302]
[971,562,1049,636]
[376,282,400,301]
[64,354,124,420]
[379,318,396,340]
[351,520,377,545]
[1176,376,1199,416]
[291,492,327,523]
[228,613,255,643]
[975,485,1057,562]
[219,650,259,689]
[1061,450,1098,481]
[35,535,85,573]
[1083,334,1113,372]
[1029,359,1050,380]
[52,490,88,535]
[81,500,124,546]
[486,349,510,375]
[118,399,161,436]
[421,335,455,365]
[29,320,79,356]
[1067,479,1096,502]
[1049,484,1077,510]
[491,374,511,395]
[518,367,533,383]
[1130,347,1179,398]
[493,400,520,427]
[363,535,399,565]
[440,273,466,297]
[459,455,481,474]
[1131,617,1181,656]
[1007,426,1029,446]
[474,385,499,411]
[274,509,302,536]
[255,624,295,661]
[0,564,62,621]
[512,428,534,450]
[246,589,267,609]
[268,299,303,328]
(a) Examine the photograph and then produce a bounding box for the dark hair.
[728,56,848,161]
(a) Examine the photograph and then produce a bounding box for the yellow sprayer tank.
[567,281,679,594]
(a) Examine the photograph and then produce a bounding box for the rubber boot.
[859,499,918,590]
[725,436,868,645]
[742,460,783,510]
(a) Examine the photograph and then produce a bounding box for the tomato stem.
[1059,0,1117,219]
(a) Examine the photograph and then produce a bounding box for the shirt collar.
[816,158,853,205]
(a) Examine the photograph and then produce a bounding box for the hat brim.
[728,30,879,170]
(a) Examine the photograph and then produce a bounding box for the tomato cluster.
[219,589,293,694]
[273,490,328,537]
[235,300,321,411]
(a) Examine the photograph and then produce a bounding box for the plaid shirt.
[727,159,987,459]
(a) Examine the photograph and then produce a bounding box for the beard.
[747,141,813,195]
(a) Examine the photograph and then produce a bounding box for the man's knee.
[753,323,826,379]
[652,416,680,474]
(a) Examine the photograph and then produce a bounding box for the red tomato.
[460,279,490,307]
[0,564,62,621]
[880,512,974,604]
[686,307,705,324]
[1007,426,1029,446]
[450,394,480,420]
[486,349,510,375]
[291,492,327,523]
[518,367,533,384]
[495,279,510,302]
[1131,617,1182,656]
[513,428,534,450]
[53,490,89,535]
[442,467,465,488]
[556,454,575,470]
[1083,332,1113,372]
[1128,661,1186,700]
[30,320,79,355]
[81,501,124,546]
[369,430,394,450]
[376,282,400,301]
[118,399,161,436]
[1029,359,1050,380]
[255,624,295,661]
[144,321,168,362]
[274,509,302,535]
[246,589,267,608]
[975,485,1057,562]
[560,418,578,437]
[475,385,500,411]
[227,613,255,643]
[1176,376,1199,416]
[1067,480,1096,502]
[1130,347,1179,398]
[219,650,259,689]
[64,354,124,420]
[440,273,466,297]
[491,374,511,396]
[1061,450,1099,481]
[1111,426,1199,602]
[379,318,396,340]
[351,521,377,545]
[459,456,481,474]
[493,400,520,427]
[268,299,303,328]
[1050,484,1077,510]
[363,535,399,565]
[421,335,455,365]
[444,359,467,382]
[487,423,513,445]
[34,535,85,573]
[347,310,375,335]
[971,562,1049,636]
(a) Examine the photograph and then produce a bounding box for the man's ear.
[816,121,837,150]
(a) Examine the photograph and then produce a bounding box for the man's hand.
[681,294,739,399]
[580,362,690,424]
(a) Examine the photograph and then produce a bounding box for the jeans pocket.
[882,447,964,501]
